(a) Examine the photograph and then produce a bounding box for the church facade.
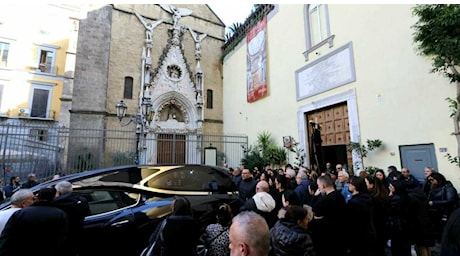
[70,4,230,165]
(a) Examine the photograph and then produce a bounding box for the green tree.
[348,139,383,170]
[225,22,243,42]
[288,138,305,168]
[241,145,265,171]
[241,131,287,170]
[412,4,460,166]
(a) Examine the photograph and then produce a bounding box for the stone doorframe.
[297,88,363,172]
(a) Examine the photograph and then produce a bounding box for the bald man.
[240,180,277,228]
[229,211,270,256]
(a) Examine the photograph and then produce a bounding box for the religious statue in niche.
[165,104,183,122]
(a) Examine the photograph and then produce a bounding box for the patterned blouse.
[204,223,230,256]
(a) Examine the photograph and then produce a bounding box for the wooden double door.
[307,102,351,172]
[157,134,186,164]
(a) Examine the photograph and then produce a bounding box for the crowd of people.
[0,173,41,201]
[2,164,459,256]
[144,163,460,256]
[0,179,89,255]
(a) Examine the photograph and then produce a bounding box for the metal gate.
[0,119,247,183]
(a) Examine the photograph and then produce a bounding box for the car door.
[74,188,140,255]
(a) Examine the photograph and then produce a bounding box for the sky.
[207,3,255,28]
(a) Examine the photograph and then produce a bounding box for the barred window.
[29,129,48,142]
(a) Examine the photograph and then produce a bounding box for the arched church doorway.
[307,101,352,173]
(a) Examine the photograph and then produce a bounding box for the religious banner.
[246,16,267,103]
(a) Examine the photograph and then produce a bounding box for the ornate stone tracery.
[133,4,208,137]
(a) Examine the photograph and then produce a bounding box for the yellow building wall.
[0,4,79,121]
[223,4,460,188]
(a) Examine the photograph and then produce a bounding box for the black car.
[0,164,240,255]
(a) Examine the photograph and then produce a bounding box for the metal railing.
[0,120,247,184]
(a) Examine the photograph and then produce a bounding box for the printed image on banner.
[246,16,267,103]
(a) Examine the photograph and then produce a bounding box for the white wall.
[223,4,460,188]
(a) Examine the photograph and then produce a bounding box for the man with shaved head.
[240,180,277,228]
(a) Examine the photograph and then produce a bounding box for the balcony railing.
[36,63,59,75]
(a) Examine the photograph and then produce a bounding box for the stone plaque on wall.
[295,42,356,101]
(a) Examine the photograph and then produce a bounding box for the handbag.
[140,219,168,256]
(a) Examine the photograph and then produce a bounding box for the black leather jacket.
[428,181,458,214]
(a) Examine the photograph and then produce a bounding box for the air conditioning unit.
[18,108,30,117]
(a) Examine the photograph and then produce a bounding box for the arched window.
[303,4,334,61]
[206,89,213,109]
[124,77,133,99]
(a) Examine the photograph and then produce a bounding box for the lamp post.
[116,97,154,165]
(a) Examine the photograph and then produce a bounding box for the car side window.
[148,166,231,193]
[77,190,138,216]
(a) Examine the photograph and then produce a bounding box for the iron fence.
[0,120,247,184]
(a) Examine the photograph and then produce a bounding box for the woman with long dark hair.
[387,180,411,256]
[427,172,458,242]
[145,196,200,256]
[365,175,390,256]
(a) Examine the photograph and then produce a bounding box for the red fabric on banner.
[246,16,268,103]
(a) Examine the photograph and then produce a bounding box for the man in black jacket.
[237,169,257,207]
[20,173,40,189]
[54,181,90,255]
[0,187,68,255]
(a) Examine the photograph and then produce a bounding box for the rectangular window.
[0,42,9,68]
[309,4,328,47]
[29,82,54,118]
[303,4,333,61]
[31,88,50,118]
[35,44,59,74]
[29,129,48,142]
[38,49,55,73]
[124,77,133,99]
[206,89,213,109]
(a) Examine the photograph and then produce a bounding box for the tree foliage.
[412,5,460,83]
[412,4,460,166]
[241,145,265,171]
[348,139,383,170]
[289,138,305,168]
[241,131,287,170]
